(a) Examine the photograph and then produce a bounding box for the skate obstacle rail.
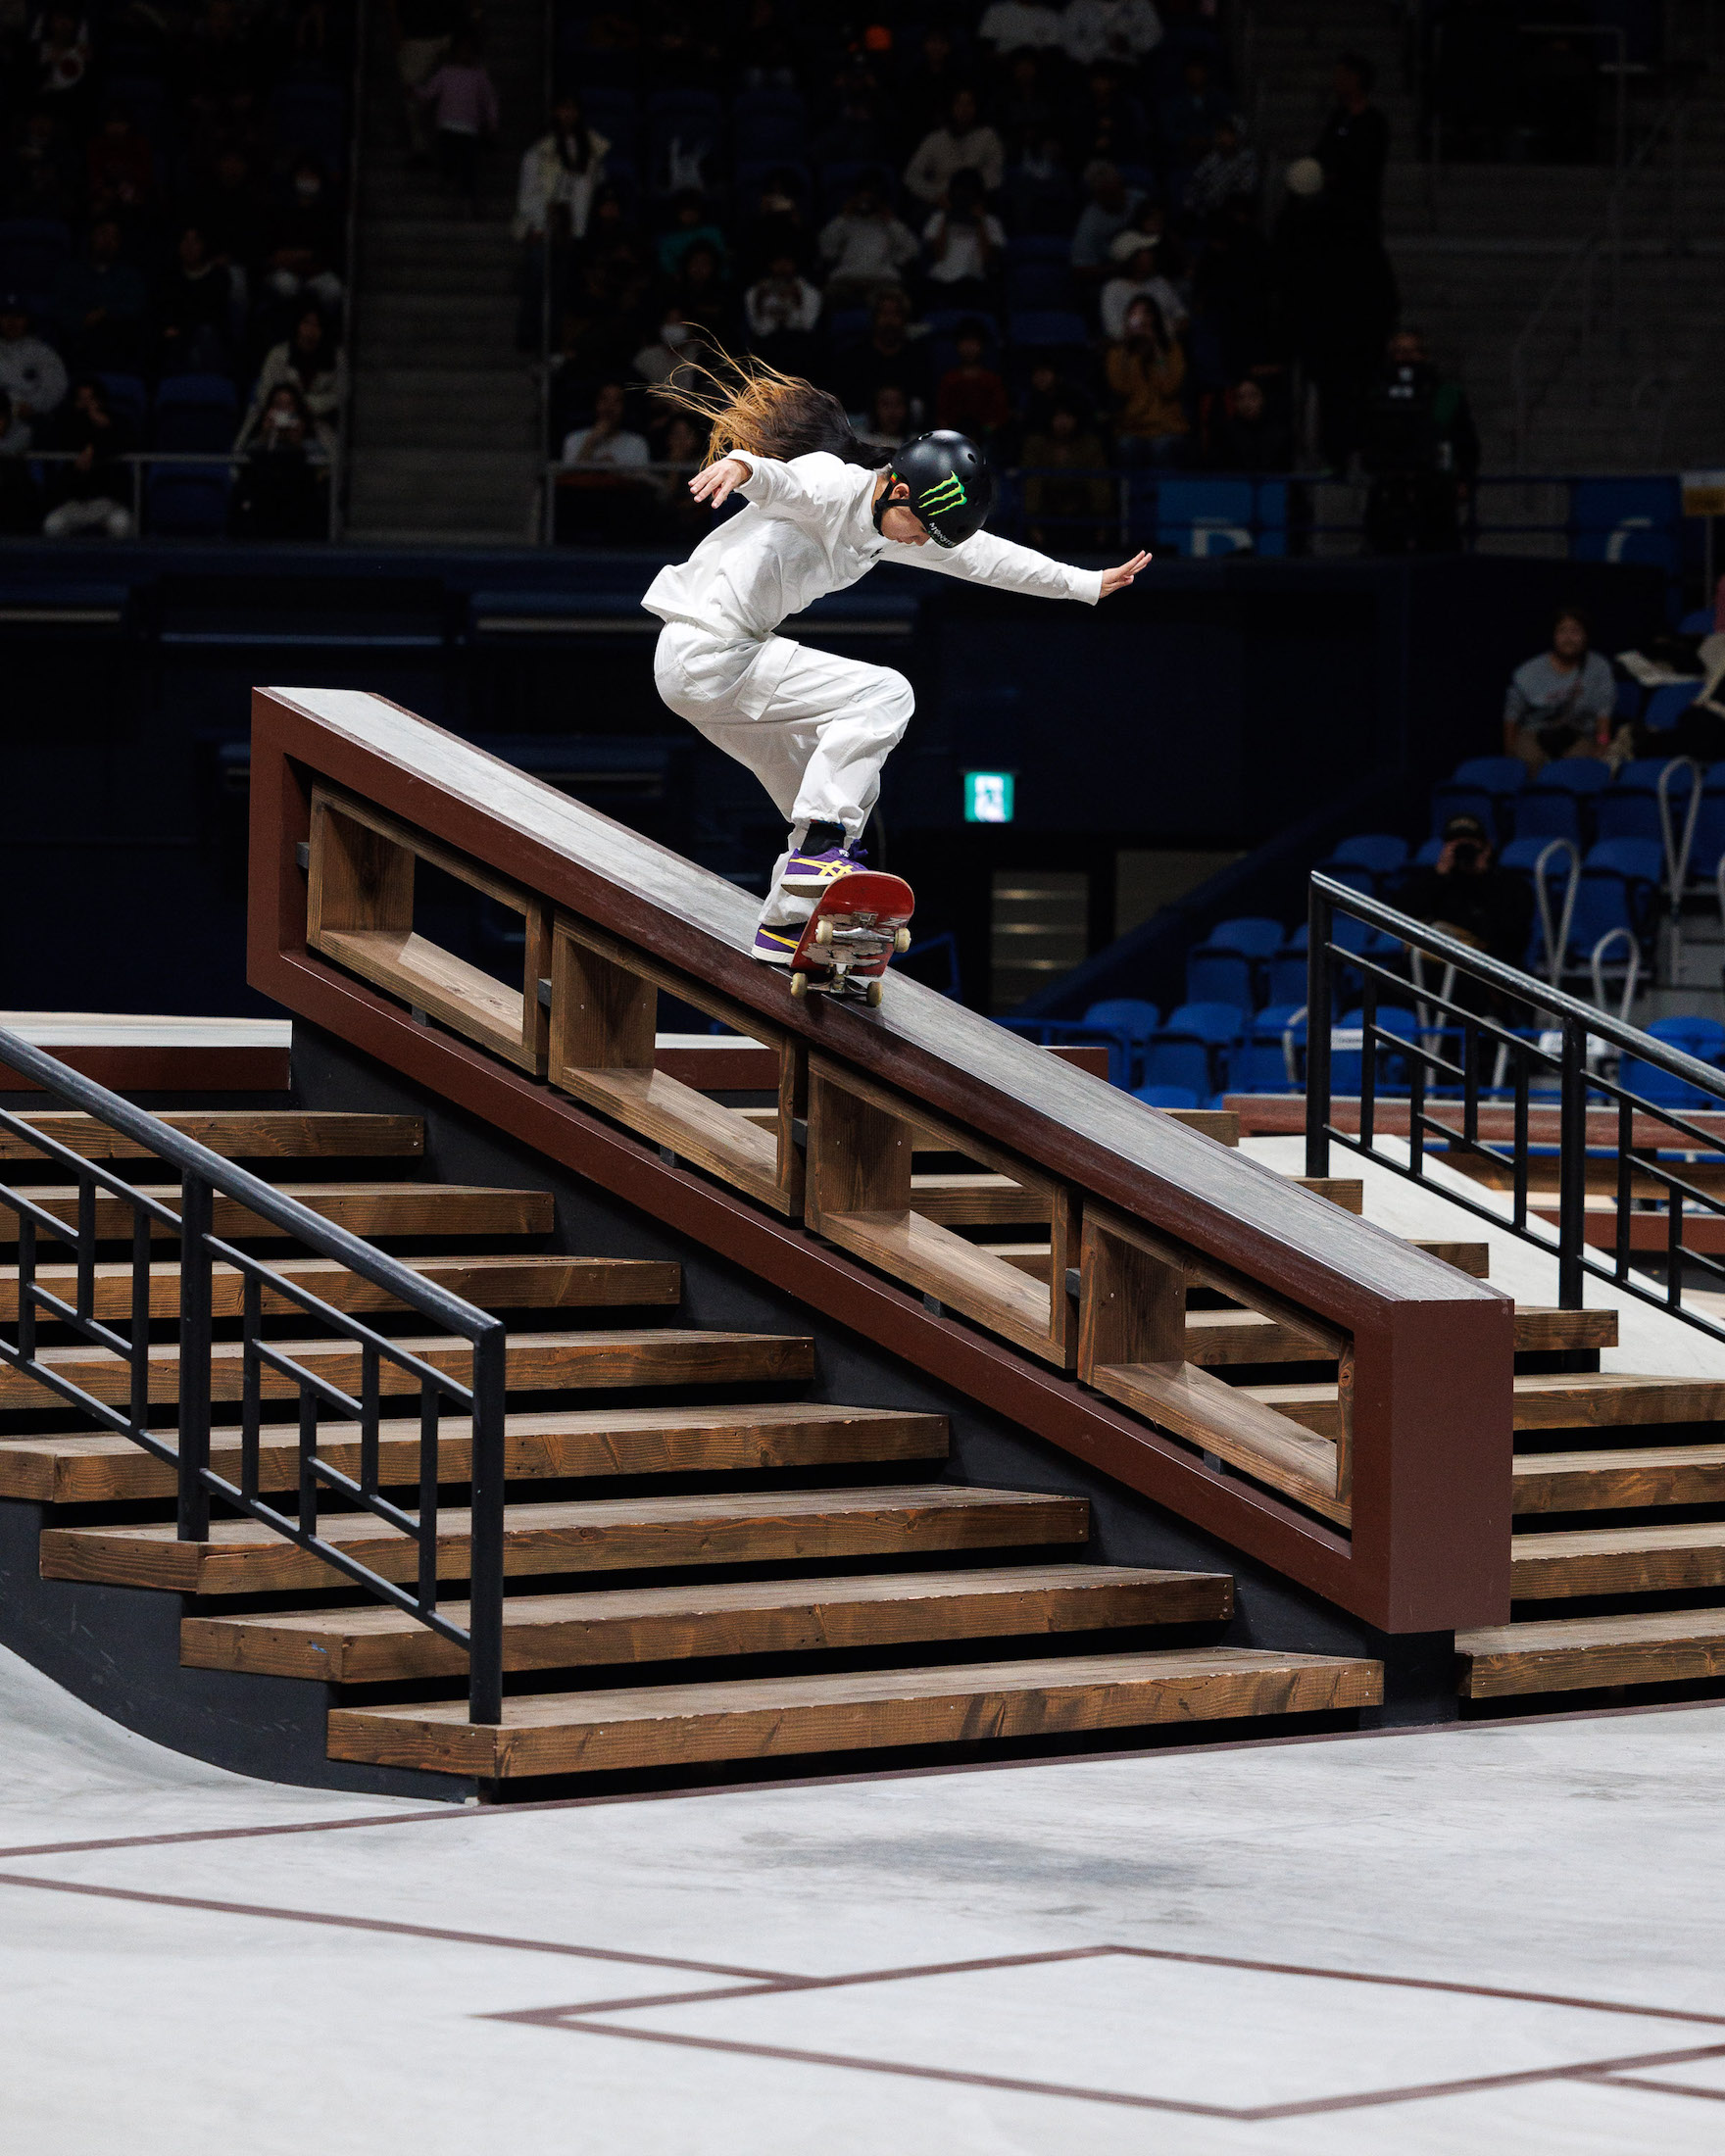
[249,687,1513,1636]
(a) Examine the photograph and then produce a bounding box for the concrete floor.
[5,1643,1725,2152]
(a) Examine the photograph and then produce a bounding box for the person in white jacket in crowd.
[643,359,1149,960]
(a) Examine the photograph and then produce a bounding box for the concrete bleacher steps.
[0,1104,1381,1790]
[346,0,544,540]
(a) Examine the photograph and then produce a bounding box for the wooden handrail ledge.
[249,687,1514,1634]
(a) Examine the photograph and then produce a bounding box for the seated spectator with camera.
[1503,607,1618,772]
[1399,812,1534,971]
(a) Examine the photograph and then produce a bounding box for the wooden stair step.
[39,1484,1086,1594]
[1410,1240,1490,1277]
[0,1252,679,1325]
[1189,1303,1617,1368]
[0,1401,947,1505]
[909,1173,1049,1227]
[4,1182,554,1243]
[182,1563,1234,1681]
[0,1328,813,1411]
[993,1237,1492,1291]
[1511,1522,1725,1598]
[1458,1608,1725,1696]
[0,1111,423,1163]
[1514,1443,1725,1514]
[1250,1370,1723,1440]
[325,1647,1383,1777]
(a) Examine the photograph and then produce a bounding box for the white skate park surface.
[5,1638,1725,2155]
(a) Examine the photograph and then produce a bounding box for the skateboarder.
[642,359,1151,961]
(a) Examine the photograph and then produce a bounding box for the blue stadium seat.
[1320,834,1409,897]
[1207,916,1285,957]
[1331,1005,1418,1098]
[1155,477,1256,559]
[734,160,812,210]
[1642,681,1702,733]
[96,372,150,434]
[1681,608,1716,636]
[0,218,72,294]
[1688,765,1725,880]
[579,90,640,157]
[818,160,896,214]
[1256,481,1289,559]
[1593,757,1698,856]
[1139,1035,1212,1099]
[1562,838,1664,969]
[146,466,230,535]
[1005,259,1072,310]
[1229,1004,1306,1094]
[1620,1014,1725,1112]
[1133,1084,1202,1110]
[1165,1001,1247,1045]
[153,373,238,452]
[1006,308,1089,350]
[731,89,806,161]
[1080,997,1160,1087]
[1184,945,1255,1010]
[1570,477,1682,579]
[1499,835,1581,971]
[1511,759,1612,846]
[1430,756,1525,841]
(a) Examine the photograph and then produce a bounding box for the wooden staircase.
[0,1105,1382,1789]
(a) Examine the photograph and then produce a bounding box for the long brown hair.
[655,349,891,470]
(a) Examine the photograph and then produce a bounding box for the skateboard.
[786,871,915,1007]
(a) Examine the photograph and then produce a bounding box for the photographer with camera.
[1399,811,1533,973]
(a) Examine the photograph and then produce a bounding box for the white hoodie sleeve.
[884,526,1106,605]
[731,450,869,529]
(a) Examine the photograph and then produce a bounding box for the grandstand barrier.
[247,686,1512,1632]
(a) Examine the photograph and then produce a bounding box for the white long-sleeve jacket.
[643,450,1103,669]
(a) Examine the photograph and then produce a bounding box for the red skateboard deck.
[787,871,915,1006]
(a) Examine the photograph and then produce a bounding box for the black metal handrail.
[0,1023,507,1722]
[1304,872,1725,1337]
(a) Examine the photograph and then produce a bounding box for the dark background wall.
[0,539,1663,1015]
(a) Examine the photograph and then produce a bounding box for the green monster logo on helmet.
[917,475,968,515]
[878,431,996,549]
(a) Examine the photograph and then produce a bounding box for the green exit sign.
[963,770,1015,823]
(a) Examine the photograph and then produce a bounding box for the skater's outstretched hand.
[689,457,752,508]
[1099,551,1153,597]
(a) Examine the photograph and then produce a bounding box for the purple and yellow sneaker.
[751,923,800,964]
[780,842,866,894]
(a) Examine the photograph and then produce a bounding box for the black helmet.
[881,430,995,548]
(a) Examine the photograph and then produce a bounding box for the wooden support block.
[806,1055,1075,1368]
[1077,1204,1352,1519]
[548,915,804,1216]
[307,785,549,1075]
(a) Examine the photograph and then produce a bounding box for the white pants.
[654,621,913,928]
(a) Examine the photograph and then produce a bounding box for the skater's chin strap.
[871,471,907,540]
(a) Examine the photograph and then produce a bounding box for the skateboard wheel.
[893,927,912,954]
[866,977,884,1007]
[814,917,833,947]
[789,970,808,1000]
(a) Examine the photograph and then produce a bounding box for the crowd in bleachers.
[0,0,352,539]
[1014,594,1725,1106]
[533,3,1466,550]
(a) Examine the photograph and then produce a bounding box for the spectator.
[1021,395,1113,549]
[562,380,651,469]
[84,105,155,217]
[35,7,92,103]
[737,169,813,279]
[743,250,821,373]
[1060,0,1163,72]
[898,25,967,152]
[1316,51,1389,237]
[0,389,42,534]
[1101,224,1186,341]
[1160,59,1233,170]
[52,217,146,369]
[1106,293,1187,465]
[1005,126,1079,233]
[1400,812,1535,971]
[418,30,498,211]
[818,175,918,305]
[657,190,728,279]
[631,305,710,388]
[1184,117,1259,219]
[392,0,458,160]
[1503,608,1617,772]
[9,108,82,221]
[1360,327,1480,554]
[237,305,343,456]
[978,1,1062,58]
[997,51,1058,157]
[653,412,711,544]
[158,224,233,374]
[905,89,1005,208]
[202,148,267,301]
[1015,353,1094,444]
[515,94,608,242]
[43,375,132,538]
[0,293,69,429]
[921,168,1004,309]
[1066,67,1151,171]
[185,0,261,143]
[934,318,1010,438]
[832,285,932,425]
[857,381,912,450]
[265,157,344,307]
[1070,160,1146,290]
[1274,156,1396,472]
[1188,196,1274,379]
[1207,375,1290,470]
[736,0,797,90]
[810,74,894,169]
[675,239,729,337]
[229,382,328,539]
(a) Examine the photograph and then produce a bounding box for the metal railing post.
[1557,1013,1589,1309]
[176,1172,213,1542]
[467,1322,508,1725]
[1305,879,1333,1178]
